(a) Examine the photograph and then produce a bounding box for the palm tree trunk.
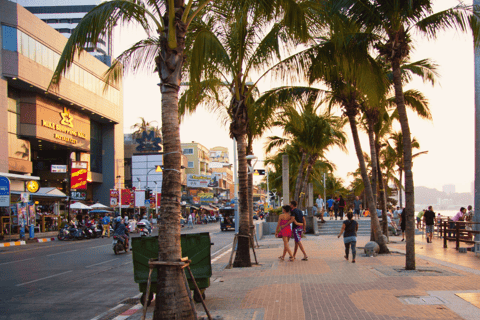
[247,158,254,227]
[367,120,378,206]
[375,141,389,241]
[346,109,389,253]
[398,170,403,208]
[392,59,415,270]
[154,3,195,318]
[300,155,316,210]
[233,133,252,267]
[293,152,307,203]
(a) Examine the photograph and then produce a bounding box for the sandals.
[352,259,356,263]
[289,257,295,262]
[344,255,348,261]
[278,256,285,261]
[301,257,308,261]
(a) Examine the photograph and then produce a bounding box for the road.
[0,223,234,320]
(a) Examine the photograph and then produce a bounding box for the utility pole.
[282,155,289,205]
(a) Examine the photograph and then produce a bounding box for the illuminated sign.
[40,108,87,145]
[26,180,39,193]
[71,161,88,190]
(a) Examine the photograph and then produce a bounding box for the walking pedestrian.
[353,196,362,220]
[337,195,346,220]
[316,195,324,212]
[287,201,308,261]
[275,205,293,261]
[187,212,194,229]
[101,213,111,238]
[333,196,339,220]
[337,211,358,263]
[326,196,335,220]
[423,206,435,243]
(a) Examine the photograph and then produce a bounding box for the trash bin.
[132,232,212,305]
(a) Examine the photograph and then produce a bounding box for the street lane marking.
[90,304,125,320]
[211,248,232,263]
[86,258,119,268]
[212,243,233,257]
[16,270,73,286]
[86,244,111,249]
[0,257,34,266]
[46,249,79,257]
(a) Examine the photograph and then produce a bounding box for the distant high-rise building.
[471,181,474,194]
[15,0,112,65]
[443,184,456,195]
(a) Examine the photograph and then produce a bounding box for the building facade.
[0,0,124,205]
[16,0,112,65]
[181,142,211,176]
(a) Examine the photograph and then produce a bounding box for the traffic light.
[145,188,152,200]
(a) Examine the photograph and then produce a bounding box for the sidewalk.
[109,233,480,320]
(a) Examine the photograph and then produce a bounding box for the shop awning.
[11,187,67,199]
[188,205,200,210]
[201,205,219,211]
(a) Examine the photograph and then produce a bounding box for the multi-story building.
[181,142,211,175]
[209,146,233,200]
[1,0,124,206]
[16,0,112,65]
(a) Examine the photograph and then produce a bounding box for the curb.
[112,304,142,320]
[0,240,26,247]
[36,237,57,243]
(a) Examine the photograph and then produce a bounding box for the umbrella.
[89,209,111,214]
[70,202,92,210]
[90,203,109,209]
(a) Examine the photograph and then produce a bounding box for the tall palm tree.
[180,2,312,267]
[335,0,480,270]
[47,0,299,317]
[265,98,347,207]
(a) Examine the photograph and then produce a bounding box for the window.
[59,19,70,23]
[188,161,194,168]
[2,26,17,52]
[183,148,193,155]
[71,18,82,24]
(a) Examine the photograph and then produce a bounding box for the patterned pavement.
[116,232,480,320]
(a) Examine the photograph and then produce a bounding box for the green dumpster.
[132,232,212,305]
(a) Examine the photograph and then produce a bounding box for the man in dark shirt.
[423,206,435,243]
[288,201,308,261]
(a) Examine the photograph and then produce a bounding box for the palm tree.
[179,2,312,267]
[131,117,159,139]
[265,97,347,207]
[335,0,480,270]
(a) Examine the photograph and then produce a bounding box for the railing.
[442,220,480,250]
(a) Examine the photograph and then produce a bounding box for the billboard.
[71,161,88,190]
[187,174,218,188]
[110,189,119,206]
[51,164,67,173]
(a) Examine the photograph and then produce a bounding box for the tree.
[265,96,347,207]
[131,117,160,139]
[179,2,312,267]
[336,0,480,270]
[47,1,232,318]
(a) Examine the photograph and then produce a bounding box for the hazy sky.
[117,0,474,193]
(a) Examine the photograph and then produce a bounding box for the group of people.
[314,195,363,221]
[275,200,359,263]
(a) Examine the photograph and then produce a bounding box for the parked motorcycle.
[57,225,69,240]
[112,235,129,254]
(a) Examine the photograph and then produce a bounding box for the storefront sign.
[110,189,119,207]
[199,192,214,204]
[71,191,87,200]
[51,164,67,173]
[21,192,30,203]
[71,161,88,190]
[40,108,87,143]
[0,176,10,207]
[26,180,39,193]
[186,174,219,188]
[121,189,133,206]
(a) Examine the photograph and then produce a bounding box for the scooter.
[112,235,129,254]
[57,225,69,240]
[137,222,151,237]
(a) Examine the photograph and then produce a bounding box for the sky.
[116,0,475,193]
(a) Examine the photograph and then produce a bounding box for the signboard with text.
[187,174,218,188]
[71,190,87,200]
[71,161,88,190]
[0,177,10,207]
[51,164,68,173]
[110,189,119,206]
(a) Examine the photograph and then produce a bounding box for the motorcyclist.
[113,218,129,248]
[139,216,152,234]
